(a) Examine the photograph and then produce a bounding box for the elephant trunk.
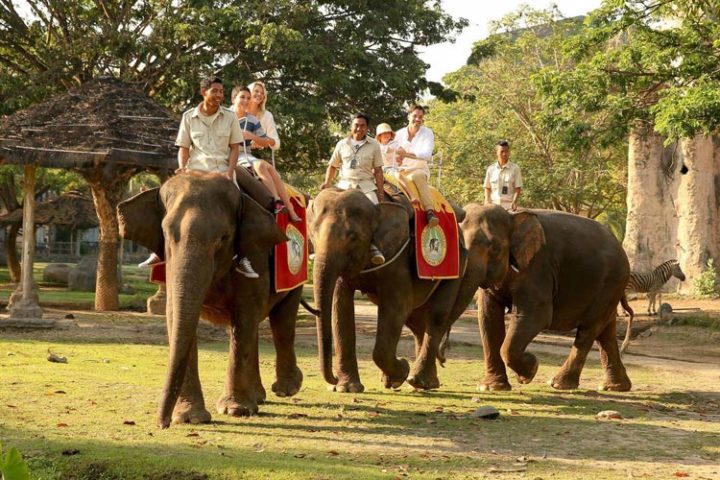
[158,252,212,428]
[313,254,340,386]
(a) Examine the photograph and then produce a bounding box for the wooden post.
[3,164,52,327]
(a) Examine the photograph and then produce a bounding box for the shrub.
[694,258,719,297]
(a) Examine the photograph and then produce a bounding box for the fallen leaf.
[57,423,69,427]
[328,450,340,456]
[123,420,136,426]
[288,413,308,419]
[54,390,66,394]
[673,472,689,478]
[186,432,200,437]
[6,405,16,408]
[596,410,623,420]
[294,453,306,458]
[61,449,80,456]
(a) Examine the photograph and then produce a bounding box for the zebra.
[619,259,685,354]
[627,259,686,316]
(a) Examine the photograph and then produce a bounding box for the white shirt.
[175,106,243,173]
[484,161,523,209]
[257,110,280,151]
[394,125,434,177]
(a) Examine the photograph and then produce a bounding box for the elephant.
[117,170,307,428]
[458,204,632,392]
[308,187,495,393]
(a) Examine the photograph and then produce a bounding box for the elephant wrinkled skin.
[117,171,304,428]
[308,188,493,393]
[460,204,632,392]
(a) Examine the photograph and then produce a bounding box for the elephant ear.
[510,211,545,271]
[373,203,410,254]
[236,192,286,257]
[117,188,164,259]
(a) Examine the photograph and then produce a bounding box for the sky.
[420,0,604,84]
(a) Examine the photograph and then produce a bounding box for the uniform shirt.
[484,161,523,209]
[394,125,434,177]
[176,105,243,173]
[329,136,383,193]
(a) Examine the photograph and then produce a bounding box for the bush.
[694,258,719,297]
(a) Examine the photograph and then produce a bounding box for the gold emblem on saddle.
[421,224,447,267]
[285,224,304,275]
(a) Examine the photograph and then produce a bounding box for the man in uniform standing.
[484,140,522,211]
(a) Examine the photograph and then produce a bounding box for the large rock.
[68,256,97,292]
[43,263,72,285]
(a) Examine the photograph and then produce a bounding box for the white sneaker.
[235,256,259,279]
[138,253,161,268]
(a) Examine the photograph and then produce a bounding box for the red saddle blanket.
[384,173,460,280]
[150,262,166,284]
[274,185,309,292]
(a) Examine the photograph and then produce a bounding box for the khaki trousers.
[401,170,434,211]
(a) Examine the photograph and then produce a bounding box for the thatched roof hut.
[0,77,179,312]
[0,77,177,173]
[0,192,98,229]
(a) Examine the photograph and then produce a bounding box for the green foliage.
[0,443,30,480]
[0,0,467,175]
[427,6,627,218]
[543,0,720,141]
[694,258,719,298]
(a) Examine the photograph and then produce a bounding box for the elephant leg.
[407,309,442,390]
[374,295,412,389]
[269,289,303,398]
[501,300,551,386]
[333,278,364,393]
[217,313,263,417]
[596,314,632,391]
[550,306,615,390]
[478,291,511,391]
[405,314,425,359]
[163,300,211,425]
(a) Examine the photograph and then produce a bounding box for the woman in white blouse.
[246,81,299,222]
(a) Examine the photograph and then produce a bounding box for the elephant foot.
[272,366,303,397]
[510,353,538,384]
[477,377,511,392]
[600,371,632,392]
[216,395,258,417]
[407,373,440,390]
[549,373,580,390]
[334,379,365,393]
[381,358,411,389]
[252,384,267,405]
[172,400,212,425]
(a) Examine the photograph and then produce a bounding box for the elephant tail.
[619,294,634,355]
[300,298,321,317]
[437,328,451,366]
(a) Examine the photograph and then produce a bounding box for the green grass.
[0,329,718,480]
[0,263,159,310]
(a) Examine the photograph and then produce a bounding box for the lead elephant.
[308,188,498,392]
[456,204,632,392]
[118,171,305,428]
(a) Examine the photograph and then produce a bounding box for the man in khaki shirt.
[174,76,258,278]
[321,112,385,204]
[484,140,522,211]
[175,76,242,180]
[320,112,386,264]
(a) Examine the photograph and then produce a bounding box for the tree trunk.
[624,125,720,294]
[5,223,21,283]
[675,136,719,293]
[84,168,136,311]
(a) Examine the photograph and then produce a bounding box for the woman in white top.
[246,81,299,222]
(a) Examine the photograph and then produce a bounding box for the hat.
[375,123,394,138]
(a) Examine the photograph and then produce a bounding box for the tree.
[427,6,627,218]
[1,0,467,173]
